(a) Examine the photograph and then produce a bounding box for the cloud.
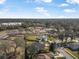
[42,0,52,3]
[59,3,69,7]
[56,16,66,18]
[26,0,53,3]
[35,7,50,16]
[0,0,6,4]
[64,9,76,13]
[0,6,10,15]
[66,0,79,4]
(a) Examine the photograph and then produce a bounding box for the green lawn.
[48,36,54,41]
[27,35,38,41]
[26,35,38,46]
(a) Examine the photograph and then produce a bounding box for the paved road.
[36,54,51,59]
[57,48,73,59]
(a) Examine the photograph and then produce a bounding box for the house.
[0,34,9,40]
[66,43,79,51]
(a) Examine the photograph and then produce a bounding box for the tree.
[49,42,56,54]
[45,22,50,28]
[0,40,13,59]
[58,34,64,41]
[27,42,45,59]
[13,37,25,59]
[0,52,6,59]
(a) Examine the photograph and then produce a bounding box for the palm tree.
[0,40,12,59]
[13,37,25,59]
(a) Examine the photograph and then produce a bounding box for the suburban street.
[37,54,51,59]
[57,48,73,59]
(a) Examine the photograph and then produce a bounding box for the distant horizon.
[0,18,79,23]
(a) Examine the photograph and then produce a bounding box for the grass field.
[0,31,7,35]
[27,35,38,41]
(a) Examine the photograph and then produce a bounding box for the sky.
[0,0,79,18]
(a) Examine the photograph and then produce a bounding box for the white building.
[1,22,22,26]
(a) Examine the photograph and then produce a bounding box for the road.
[35,53,51,59]
[0,31,9,40]
[57,48,73,59]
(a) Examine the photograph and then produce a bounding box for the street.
[57,48,73,59]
